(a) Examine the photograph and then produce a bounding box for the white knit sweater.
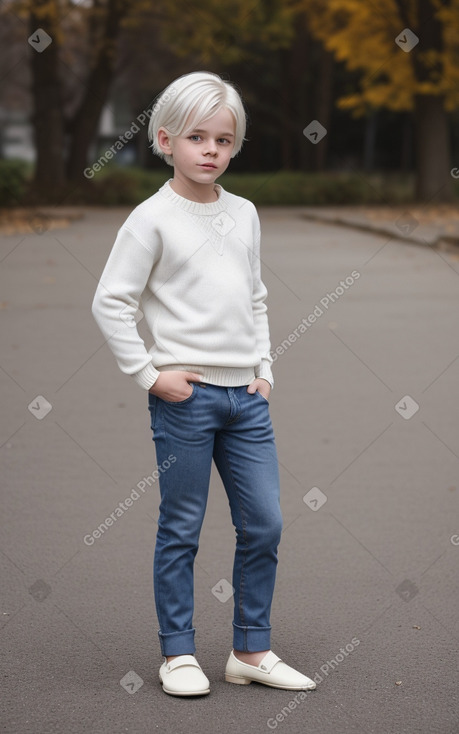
[91,180,274,390]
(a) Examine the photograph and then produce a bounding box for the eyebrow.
[191,129,235,137]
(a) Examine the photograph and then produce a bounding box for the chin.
[196,174,218,182]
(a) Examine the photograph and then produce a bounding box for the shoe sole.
[159,675,210,696]
[225,674,316,690]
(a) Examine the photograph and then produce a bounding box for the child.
[91,71,316,697]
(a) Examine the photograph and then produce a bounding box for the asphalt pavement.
[1,204,459,734]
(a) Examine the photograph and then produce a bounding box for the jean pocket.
[253,389,269,404]
[148,392,156,431]
[160,382,197,405]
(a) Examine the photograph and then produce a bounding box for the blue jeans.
[147,382,283,657]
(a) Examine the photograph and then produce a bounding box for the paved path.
[301,203,459,250]
[1,206,458,734]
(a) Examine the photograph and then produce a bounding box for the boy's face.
[159,108,236,187]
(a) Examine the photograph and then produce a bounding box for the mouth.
[199,163,217,170]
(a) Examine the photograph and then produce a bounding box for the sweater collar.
[159,179,227,215]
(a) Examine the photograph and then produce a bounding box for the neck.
[169,173,219,204]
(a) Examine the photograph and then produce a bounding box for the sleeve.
[91,225,161,390]
[251,211,274,389]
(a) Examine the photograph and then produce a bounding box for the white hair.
[147,71,247,166]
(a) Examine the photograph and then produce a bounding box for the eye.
[189,135,202,142]
[218,138,231,145]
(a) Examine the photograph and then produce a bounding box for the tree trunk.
[413,0,453,201]
[66,0,128,182]
[29,0,65,198]
[400,113,414,173]
[363,110,377,172]
[279,48,294,170]
[314,42,333,172]
[279,16,312,171]
[414,94,453,201]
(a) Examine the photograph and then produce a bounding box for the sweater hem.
[156,364,256,387]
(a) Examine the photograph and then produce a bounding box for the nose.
[204,140,218,156]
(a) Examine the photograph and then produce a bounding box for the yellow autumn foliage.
[300,0,459,115]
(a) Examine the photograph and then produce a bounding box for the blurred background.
[2,7,459,731]
[1,0,459,206]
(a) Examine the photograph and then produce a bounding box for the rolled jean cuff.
[232,623,271,652]
[158,628,196,656]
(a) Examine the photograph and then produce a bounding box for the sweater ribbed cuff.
[132,361,161,390]
[255,360,274,389]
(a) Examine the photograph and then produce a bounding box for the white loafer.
[225,650,316,690]
[159,655,210,696]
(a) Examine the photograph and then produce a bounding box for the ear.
[157,127,173,156]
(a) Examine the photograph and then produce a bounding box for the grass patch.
[91,166,419,206]
[3,160,459,207]
[0,160,31,206]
